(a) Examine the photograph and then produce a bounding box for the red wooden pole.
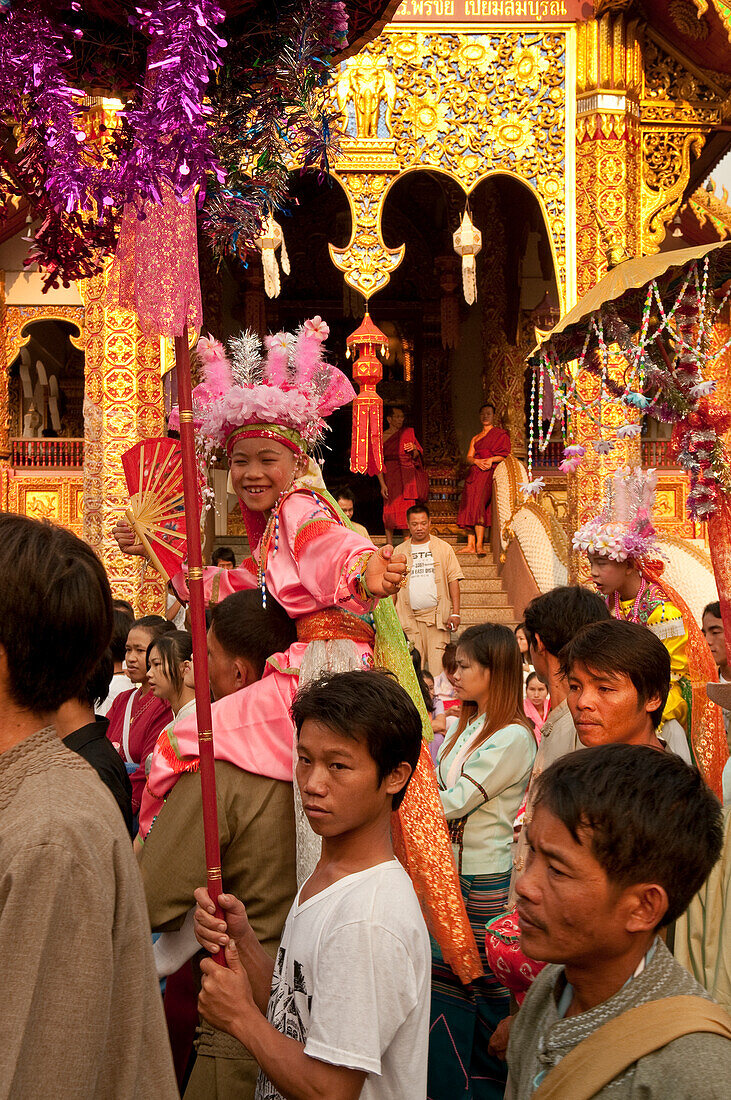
[175,328,224,957]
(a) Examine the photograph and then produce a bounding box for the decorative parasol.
[528,240,731,797]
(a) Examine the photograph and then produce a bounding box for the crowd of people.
[3,325,731,1099]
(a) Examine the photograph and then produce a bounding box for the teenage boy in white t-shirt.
[194,669,431,1100]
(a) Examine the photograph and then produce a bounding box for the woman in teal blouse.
[428,623,536,1100]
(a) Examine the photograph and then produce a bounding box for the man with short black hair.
[336,486,369,538]
[212,545,237,568]
[561,619,691,762]
[0,514,177,1097]
[508,745,731,1097]
[140,589,299,1100]
[394,502,463,673]
[703,601,731,749]
[194,670,430,1100]
[510,587,610,896]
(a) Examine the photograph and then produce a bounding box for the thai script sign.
[392,0,590,21]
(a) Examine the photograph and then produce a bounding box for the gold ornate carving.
[329,28,570,300]
[6,474,84,535]
[5,305,84,366]
[669,0,710,40]
[80,270,165,616]
[336,55,397,137]
[329,172,405,299]
[641,129,705,251]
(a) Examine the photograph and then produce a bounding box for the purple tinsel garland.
[0,0,226,283]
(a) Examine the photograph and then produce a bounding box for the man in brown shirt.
[140,589,298,1099]
[0,514,177,1099]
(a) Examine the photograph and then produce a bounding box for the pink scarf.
[138,650,297,841]
[524,696,550,741]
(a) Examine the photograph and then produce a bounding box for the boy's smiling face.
[296,717,409,838]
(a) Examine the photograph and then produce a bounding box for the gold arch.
[5,305,85,366]
[379,165,565,312]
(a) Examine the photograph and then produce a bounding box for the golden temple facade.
[3,2,731,608]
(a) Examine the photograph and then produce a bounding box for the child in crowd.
[524,671,550,741]
[105,615,176,821]
[193,670,431,1100]
[146,630,195,730]
[433,642,460,712]
[421,669,446,761]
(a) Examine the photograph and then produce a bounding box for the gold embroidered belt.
[296,608,375,645]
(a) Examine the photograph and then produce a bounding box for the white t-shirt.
[97,671,131,717]
[409,542,438,613]
[255,860,430,1100]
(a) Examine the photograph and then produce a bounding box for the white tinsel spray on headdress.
[572,467,661,562]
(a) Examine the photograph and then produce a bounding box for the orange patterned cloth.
[374,596,483,985]
[642,562,729,799]
[296,608,375,645]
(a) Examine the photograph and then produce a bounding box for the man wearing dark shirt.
[54,649,133,835]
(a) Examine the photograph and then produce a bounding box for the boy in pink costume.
[115,318,483,985]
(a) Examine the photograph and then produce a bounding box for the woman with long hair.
[429,623,537,1100]
[146,630,195,723]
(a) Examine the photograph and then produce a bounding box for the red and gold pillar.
[81,269,166,614]
[569,14,643,579]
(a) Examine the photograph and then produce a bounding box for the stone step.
[460,565,500,580]
[461,591,511,609]
[452,554,496,568]
[460,607,517,627]
[460,577,504,593]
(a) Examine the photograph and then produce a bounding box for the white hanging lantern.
[453,209,482,306]
[255,213,290,299]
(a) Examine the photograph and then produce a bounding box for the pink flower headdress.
[169,317,355,550]
[170,316,355,455]
[572,467,661,563]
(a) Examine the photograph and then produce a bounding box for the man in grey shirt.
[507,745,731,1098]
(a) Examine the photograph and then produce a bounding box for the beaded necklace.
[255,482,333,608]
[612,577,647,624]
[608,579,666,627]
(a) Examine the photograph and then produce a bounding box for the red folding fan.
[122,437,197,581]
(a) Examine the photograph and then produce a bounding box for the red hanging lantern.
[347,311,388,476]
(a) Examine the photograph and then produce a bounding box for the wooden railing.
[11,438,84,469]
[530,439,679,470]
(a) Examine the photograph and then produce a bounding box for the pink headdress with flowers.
[168,317,355,548]
[170,316,355,455]
[572,467,661,562]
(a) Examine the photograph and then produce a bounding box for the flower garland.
[0,0,226,287]
[529,255,731,519]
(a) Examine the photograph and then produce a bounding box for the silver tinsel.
[228,332,264,387]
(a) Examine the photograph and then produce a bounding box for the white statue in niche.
[22,402,42,438]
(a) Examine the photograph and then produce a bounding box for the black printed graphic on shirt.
[255,947,312,1100]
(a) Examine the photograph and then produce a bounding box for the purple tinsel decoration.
[0,0,226,284]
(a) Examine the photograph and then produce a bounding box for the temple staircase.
[216,533,517,632]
